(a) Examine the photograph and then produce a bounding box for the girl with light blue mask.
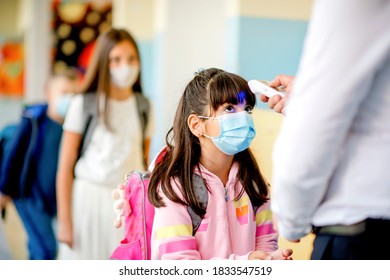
[195,70,256,156]
[148,68,293,260]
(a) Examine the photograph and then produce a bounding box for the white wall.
[23,0,51,103]
[112,0,154,41]
[150,0,228,156]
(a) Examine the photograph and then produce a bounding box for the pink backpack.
[110,170,154,260]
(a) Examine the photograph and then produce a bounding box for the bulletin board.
[51,0,112,76]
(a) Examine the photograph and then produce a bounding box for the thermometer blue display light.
[248,80,286,98]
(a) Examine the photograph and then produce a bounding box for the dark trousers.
[14,198,57,260]
[311,219,390,260]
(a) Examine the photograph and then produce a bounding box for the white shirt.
[64,93,154,187]
[271,0,390,241]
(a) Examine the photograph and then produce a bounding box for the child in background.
[148,68,292,260]
[56,28,154,260]
[0,69,78,259]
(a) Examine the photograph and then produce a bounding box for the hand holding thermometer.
[248,80,286,98]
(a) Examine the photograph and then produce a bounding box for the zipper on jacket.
[224,187,228,202]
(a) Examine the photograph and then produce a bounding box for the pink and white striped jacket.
[151,162,278,260]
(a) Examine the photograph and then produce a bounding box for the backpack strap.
[78,93,97,159]
[134,92,149,136]
[134,92,150,158]
[0,124,19,196]
[187,173,209,235]
[0,124,18,164]
[251,180,263,215]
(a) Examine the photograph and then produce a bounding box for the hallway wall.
[0,0,315,260]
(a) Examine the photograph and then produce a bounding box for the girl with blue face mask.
[148,68,292,260]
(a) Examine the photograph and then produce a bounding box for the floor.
[2,202,27,259]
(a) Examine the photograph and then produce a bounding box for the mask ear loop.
[197,115,217,139]
[202,133,213,139]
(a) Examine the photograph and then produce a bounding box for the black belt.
[312,221,366,236]
[312,218,390,236]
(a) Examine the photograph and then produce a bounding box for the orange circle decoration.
[80,27,96,44]
[54,60,68,74]
[86,11,101,26]
[57,23,71,39]
[61,40,76,56]
[57,2,88,24]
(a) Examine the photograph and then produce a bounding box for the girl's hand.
[57,219,74,248]
[249,248,293,260]
[248,251,272,260]
[270,248,294,260]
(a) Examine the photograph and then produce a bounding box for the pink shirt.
[151,162,278,260]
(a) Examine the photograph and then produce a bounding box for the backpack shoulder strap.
[134,92,150,136]
[78,93,97,158]
[253,205,260,214]
[251,181,263,215]
[0,124,19,191]
[134,93,150,169]
[187,173,208,235]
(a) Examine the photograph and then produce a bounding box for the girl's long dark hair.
[148,68,269,218]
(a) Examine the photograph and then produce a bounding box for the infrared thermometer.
[248,80,286,98]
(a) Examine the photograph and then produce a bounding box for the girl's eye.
[245,106,253,114]
[110,57,120,64]
[224,105,235,113]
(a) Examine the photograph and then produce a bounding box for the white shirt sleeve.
[271,0,390,240]
[63,94,85,134]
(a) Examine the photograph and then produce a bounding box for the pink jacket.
[151,162,278,260]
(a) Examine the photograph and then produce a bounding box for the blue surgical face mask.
[56,94,73,118]
[199,111,256,155]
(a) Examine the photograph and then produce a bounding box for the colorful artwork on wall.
[0,41,24,97]
[51,0,112,76]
